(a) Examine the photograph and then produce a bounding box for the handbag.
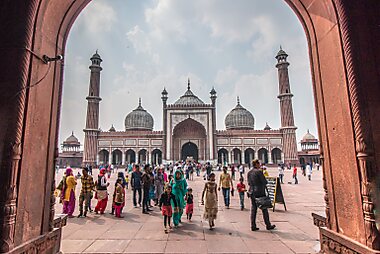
[254,187,273,210]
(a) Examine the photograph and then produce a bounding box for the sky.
[59,0,318,149]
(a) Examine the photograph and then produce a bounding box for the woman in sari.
[62,167,77,217]
[170,169,187,227]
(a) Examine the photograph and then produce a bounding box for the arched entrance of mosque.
[244,148,255,166]
[181,142,198,161]
[258,148,268,164]
[126,149,136,164]
[2,1,380,253]
[172,118,207,161]
[271,148,282,164]
[112,149,122,165]
[138,149,147,164]
[151,149,162,166]
[98,150,109,165]
[232,148,242,165]
[218,148,228,165]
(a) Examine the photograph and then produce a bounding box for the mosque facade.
[82,48,299,167]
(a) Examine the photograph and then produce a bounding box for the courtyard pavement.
[57,167,325,254]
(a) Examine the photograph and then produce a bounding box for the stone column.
[268,149,273,164]
[96,154,99,165]
[228,150,232,164]
[108,150,112,165]
[122,151,125,166]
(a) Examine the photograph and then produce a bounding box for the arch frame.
[0,0,379,252]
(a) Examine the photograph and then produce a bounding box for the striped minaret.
[83,51,102,167]
[276,47,298,165]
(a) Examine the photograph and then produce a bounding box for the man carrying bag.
[247,159,276,231]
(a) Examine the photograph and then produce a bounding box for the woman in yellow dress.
[202,173,218,230]
[62,167,77,217]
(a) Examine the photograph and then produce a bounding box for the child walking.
[237,178,247,210]
[185,188,194,221]
[159,185,178,233]
[114,178,125,218]
[202,173,218,230]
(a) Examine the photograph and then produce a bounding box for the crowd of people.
[55,159,318,233]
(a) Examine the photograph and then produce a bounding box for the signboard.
[266,176,287,212]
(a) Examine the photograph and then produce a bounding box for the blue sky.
[59,0,318,148]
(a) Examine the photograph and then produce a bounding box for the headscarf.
[99,168,106,176]
[65,167,73,176]
[117,171,127,187]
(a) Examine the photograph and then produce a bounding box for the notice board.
[266,177,287,212]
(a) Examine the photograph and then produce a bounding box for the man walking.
[142,165,153,214]
[131,165,142,207]
[247,159,276,231]
[78,167,94,218]
[218,166,233,209]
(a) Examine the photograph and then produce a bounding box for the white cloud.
[81,1,117,33]
[214,66,239,86]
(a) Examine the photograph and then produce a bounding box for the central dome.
[174,79,205,106]
[125,99,154,131]
[225,97,255,130]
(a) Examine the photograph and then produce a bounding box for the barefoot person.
[248,159,276,231]
[159,185,178,233]
[94,168,109,214]
[61,167,77,218]
[170,169,187,227]
[202,173,218,230]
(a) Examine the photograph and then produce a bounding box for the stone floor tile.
[243,239,294,254]
[61,240,95,253]
[123,240,166,253]
[84,240,131,253]
[165,240,207,253]
[206,238,251,253]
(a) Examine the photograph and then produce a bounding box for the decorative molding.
[312,213,327,228]
[335,0,379,249]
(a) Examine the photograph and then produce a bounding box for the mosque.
[81,48,301,167]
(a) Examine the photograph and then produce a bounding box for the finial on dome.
[307,129,310,133]
[237,96,240,105]
[280,45,282,50]
[139,97,141,107]
[71,131,74,136]
[187,78,190,90]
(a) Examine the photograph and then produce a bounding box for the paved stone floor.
[57,167,325,253]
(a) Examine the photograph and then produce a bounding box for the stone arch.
[151,149,162,166]
[172,118,207,161]
[1,1,380,252]
[244,148,255,166]
[231,148,242,165]
[98,149,109,166]
[271,148,282,164]
[112,149,122,165]
[258,148,269,164]
[126,149,136,164]
[217,148,229,165]
[138,149,147,164]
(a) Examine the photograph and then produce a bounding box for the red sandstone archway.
[1,1,379,253]
[172,118,207,161]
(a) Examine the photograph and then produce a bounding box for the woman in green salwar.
[170,169,188,226]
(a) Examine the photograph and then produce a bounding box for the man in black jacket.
[247,159,276,231]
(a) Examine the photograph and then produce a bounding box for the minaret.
[83,51,102,167]
[210,87,217,161]
[161,87,168,161]
[276,47,298,165]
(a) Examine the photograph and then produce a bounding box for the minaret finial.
[280,45,282,50]
[139,97,141,107]
[237,96,240,105]
[96,49,98,54]
[71,131,74,135]
[187,78,190,90]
